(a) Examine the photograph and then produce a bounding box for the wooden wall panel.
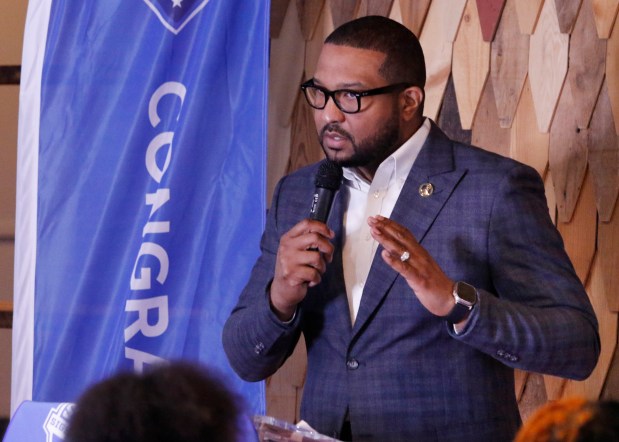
[471,78,510,157]
[598,201,619,312]
[588,81,619,222]
[476,0,506,41]
[554,0,584,33]
[510,78,549,178]
[591,0,619,38]
[452,0,490,130]
[529,0,569,133]
[491,0,529,129]
[329,0,361,28]
[549,82,588,222]
[437,76,472,145]
[567,0,606,129]
[419,0,466,120]
[557,172,597,286]
[270,0,291,38]
[358,0,394,17]
[607,20,619,133]
[297,0,326,40]
[266,0,619,427]
[514,0,544,34]
[398,0,431,36]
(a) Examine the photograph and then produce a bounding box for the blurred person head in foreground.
[514,396,619,442]
[65,361,245,442]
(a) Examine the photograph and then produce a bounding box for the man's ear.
[401,86,424,121]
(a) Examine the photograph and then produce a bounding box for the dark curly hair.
[65,361,244,442]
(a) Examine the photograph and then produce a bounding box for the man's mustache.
[320,123,353,142]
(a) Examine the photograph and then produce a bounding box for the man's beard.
[318,118,400,170]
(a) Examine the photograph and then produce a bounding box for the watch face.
[456,282,477,306]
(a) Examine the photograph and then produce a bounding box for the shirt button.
[346,359,359,370]
[373,191,380,198]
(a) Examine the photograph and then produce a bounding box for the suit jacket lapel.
[326,185,355,335]
[351,122,467,338]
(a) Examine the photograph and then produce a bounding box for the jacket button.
[254,342,265,354]
[346,359,359,370]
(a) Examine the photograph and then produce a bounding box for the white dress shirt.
[342,118,431,324]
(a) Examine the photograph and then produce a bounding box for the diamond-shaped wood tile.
[419,0,467,120]
[271,0,292,38]
[599,201,619,311]
[550,82,588,222]
[529,0,569,132]
[272,0,306,127]
[557,171,597,286]
[329,0,362,28]
[511,78,550,178]
[476,0,506,41]
[567,0,607,129]
[554,0,584,33]
[453,0,490,129]
[588,81,619,222]
[297,0,326,40]
[491,0,529,128]
[514,0,544,34]
[398,0,431,36]
[438,75,472,145]
[471,78,510,156]
[591,0,619,38]
[358,0,394,17]
[608,17,619,133]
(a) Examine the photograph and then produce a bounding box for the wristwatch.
[443,281,477,324]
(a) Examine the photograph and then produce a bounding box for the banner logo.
[43,403,75,442]
[143,0,210,34]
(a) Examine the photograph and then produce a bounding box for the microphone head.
[314,159,343,191]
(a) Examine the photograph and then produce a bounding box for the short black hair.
[65,362,243,442]
[325,15,426,89]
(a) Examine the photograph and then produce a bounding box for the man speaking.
[223,16,599,441]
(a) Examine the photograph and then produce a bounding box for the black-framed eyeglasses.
[300,80,412,114]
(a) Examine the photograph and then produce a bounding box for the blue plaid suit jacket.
[223,122,599,441]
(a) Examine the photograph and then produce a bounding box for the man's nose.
[320,96,345,124]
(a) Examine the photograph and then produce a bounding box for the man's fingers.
[286,218,335,240]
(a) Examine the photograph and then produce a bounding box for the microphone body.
[309,159,343,223]
[309,187,337,222]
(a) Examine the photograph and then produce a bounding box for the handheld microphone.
[309,159,343,223]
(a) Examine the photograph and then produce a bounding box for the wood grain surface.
[491,0,529,128]
[476,0,506,41]
[567,0,606,129]
[591,0,619,38]
[453,0,490,129]
[529,0,569,132]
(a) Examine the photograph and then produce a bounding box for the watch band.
[443,281,477,324]
[443,301,472,324]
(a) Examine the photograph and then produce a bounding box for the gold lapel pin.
[419,182,434,197]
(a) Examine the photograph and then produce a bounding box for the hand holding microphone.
[270,160,343,320]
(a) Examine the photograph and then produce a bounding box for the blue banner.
[15,0,268,416]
